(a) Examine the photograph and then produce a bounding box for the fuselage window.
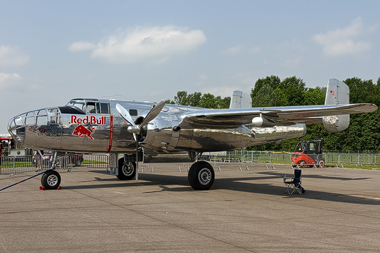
[37,116,48,126]
[27,111,36,117]
[100,103,110,114]
[129,109,138,116]
[38,109,47,116]
[49,109,59,124]
[25,116,36,126]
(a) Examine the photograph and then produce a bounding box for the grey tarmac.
[1,163,379,252]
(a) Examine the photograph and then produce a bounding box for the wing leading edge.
[180,103,377,129]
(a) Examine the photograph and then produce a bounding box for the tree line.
[167,76,380,152]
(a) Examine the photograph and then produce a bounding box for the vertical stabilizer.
[230,90,252,109]
[323,79,350,132]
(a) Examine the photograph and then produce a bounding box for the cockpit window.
[86,102,98,114]
[87,102,109,114]
[66,99,85,112]
[66,99,110,114]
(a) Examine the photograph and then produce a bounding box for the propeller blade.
[115,103,135,126]
[139,100,165,129]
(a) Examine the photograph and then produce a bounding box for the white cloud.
[249,47,261,54]
[0,45,29,66]
[0,73,23,90]
[68,41,96,52]
[312,17,373,56]
[223,45,243,56]
[69,26,207,63]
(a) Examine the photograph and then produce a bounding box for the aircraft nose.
[8,113,27,146]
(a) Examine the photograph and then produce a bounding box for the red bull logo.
[72,125,95,140]
[70,115,106,125]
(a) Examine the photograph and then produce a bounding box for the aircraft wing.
[180,103,377,128]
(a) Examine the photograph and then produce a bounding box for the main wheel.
[188,161,215,190]
[318,159,325,168]
[41,170,61,189]
[117,158,136,180]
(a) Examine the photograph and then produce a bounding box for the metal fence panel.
[1,151,380,175]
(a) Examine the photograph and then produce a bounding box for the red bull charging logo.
[72,125,95,140]
[71,115,107,140]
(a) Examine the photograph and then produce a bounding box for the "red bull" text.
[71,115,107,125]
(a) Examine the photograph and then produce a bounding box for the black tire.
[117,158,136,180]
[188,161,215,190]
[41,170,61,189]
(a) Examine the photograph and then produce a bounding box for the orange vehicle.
[292,139,325,167]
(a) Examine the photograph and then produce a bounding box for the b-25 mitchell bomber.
[7,79,377,190]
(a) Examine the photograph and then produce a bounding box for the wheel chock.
[39,186,61,190]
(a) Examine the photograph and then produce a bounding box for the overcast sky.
[1,0,379,133]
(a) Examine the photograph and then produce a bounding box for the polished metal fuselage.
[8,99,306,154]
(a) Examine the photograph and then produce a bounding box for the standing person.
[34,150,42,172]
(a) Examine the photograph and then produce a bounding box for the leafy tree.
[174,91,188,105]
[251,75,281,100]
[187,92,202,107]
[199,93,216,108]
[252,83,277,107]
[302,87,326,105]
[279,76,306,106]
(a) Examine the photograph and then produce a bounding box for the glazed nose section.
[8,113,27,145]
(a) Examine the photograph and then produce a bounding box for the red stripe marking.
[107,116,113,153]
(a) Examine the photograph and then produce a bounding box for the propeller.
[116,100,165,139]
[115,100,166,181]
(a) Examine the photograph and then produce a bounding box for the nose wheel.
[41,170,61,189]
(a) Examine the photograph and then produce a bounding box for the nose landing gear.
[40,151,62,190]
[41,170,61,189]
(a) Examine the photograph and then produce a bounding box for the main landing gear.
[117,158,136,180]
[188,161,215,190]
[115,157,215,190]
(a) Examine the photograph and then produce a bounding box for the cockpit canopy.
[66,98,110,114]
